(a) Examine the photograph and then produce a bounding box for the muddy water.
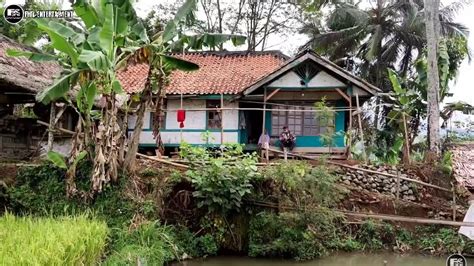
[173,253,453,266]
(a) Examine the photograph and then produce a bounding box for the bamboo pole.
[348,97,353,159]
[220,94,224,145]
[37,120,76,135]
[396,169,401,200]
[355,93,367,162]
[137,153,189,169]
[47,103,56,151]
[247,200,474,227]
[452,182,456,221]
[262,88,267,161]
[162,107,357,112]
[402,112,411,164]
[266,147,451,192]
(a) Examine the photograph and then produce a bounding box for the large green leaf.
[37,70,81,104]
[77,82,97,113]
[72,0,100,29]
[160,54,199,71]
[47,151,67,169]
[162,0,197,43]
[72,150,88,168]
[99,2,114,58]
[35,19,80,66]
[78,49,110,71]
[6,49,57,61]
[387,69,403,94]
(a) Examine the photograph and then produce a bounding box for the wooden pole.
[47,103,55,151]
[348,97,352,159]
[137,153,189,169]
[452,182,456,221]
[38,120,76,135]
[220,94,224,145]
[402,112,411,164]
[262,87,267,161]
[396,169,401,200]
[355,93,367,162]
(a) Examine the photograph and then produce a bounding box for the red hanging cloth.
[177,109,186,128]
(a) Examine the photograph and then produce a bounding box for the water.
[173,253,452,266]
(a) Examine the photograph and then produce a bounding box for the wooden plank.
[265,88,280,101]
[355,92,367,162]
[335,88,351,103]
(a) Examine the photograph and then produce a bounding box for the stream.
[173,252,454,266]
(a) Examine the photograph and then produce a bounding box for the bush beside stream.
[1,145,473,264]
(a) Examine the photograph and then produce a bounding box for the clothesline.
[160,107,359,113]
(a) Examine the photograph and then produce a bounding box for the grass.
[0,213,108,265]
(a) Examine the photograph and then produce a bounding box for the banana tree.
[8,0,245,195]
[122,0,246,171]
[386,69,422,164]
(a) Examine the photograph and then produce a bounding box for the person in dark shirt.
[279,126,296,151]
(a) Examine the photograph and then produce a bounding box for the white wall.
[128,98,240,146]
[267,70,346,88]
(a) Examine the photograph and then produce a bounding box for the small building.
[119,50,380,155]
[0,34,73,159]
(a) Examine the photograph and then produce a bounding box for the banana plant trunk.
[124,68,153,172]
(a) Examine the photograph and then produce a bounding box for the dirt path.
[451,143,474,190]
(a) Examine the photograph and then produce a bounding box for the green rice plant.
[0,213,108,265]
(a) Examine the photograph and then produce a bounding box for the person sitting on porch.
[279,126,296,151]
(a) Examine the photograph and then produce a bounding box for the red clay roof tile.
[117,51,287,95]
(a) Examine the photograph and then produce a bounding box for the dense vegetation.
[2,143,472,264]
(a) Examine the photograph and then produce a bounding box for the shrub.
[0,214,108,265]
[263,161,343,208]
[248,211,342,261]
[180,143,260,214]
[172,226,219,258]
[105,221,177,266]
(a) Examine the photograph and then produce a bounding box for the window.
[206,100,221,129]
[271,102,335,136]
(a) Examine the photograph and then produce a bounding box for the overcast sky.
[4,0,474,106]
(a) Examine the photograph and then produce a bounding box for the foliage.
[416,226,465,255]
[439,151,453,176]
[180,143,260,214]
[263,160,343,208]
[248,211,343,261]
[104,221,177,266]
[0,213,108,265]
[172,227,219,258]
[314,97,339,149]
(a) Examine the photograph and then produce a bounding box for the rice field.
[0,214,108,265]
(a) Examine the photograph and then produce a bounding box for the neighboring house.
[0,34,73,159]
[119,49,380,155]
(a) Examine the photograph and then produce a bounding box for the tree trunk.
[124,87,151,172]
[424,0,441,159]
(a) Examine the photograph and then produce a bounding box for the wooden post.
[452,182,456,221]
[348,97,352,159]
[220,94,224,145]
[47,103,55,152]
[402,112,411,164]
[396,169,401,200]
[355,93,367,162]
[262,87,267,161]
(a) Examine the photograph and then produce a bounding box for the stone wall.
[339,165,418,201]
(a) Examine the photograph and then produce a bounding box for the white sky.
[4,0,474,106]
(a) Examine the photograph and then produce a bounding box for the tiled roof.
[0,34,62,93]
[117,51,288,95]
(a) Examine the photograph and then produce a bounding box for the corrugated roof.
[0,34,62,94]
[117,50,288,95]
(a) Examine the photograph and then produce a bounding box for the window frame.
[206,100,222,130]
[270,101,335,137]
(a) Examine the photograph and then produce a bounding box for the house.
[119,49,380,155]
[0,34,73,159]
